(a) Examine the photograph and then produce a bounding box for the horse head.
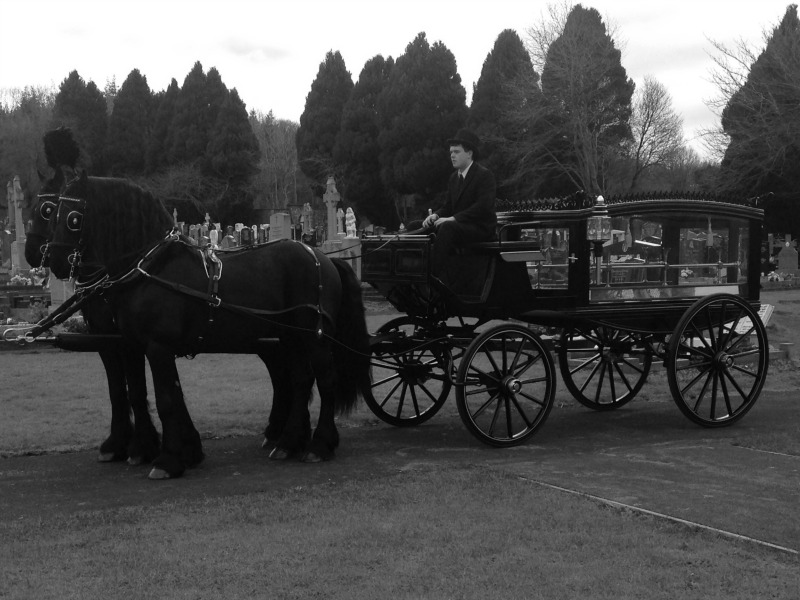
[24,167,66,268]
[26,127,80,269]
[48,170,90,280]
[49,170,175,281]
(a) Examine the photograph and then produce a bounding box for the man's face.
[450,144,472,171]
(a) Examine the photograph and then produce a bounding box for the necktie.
[457,174,465,194]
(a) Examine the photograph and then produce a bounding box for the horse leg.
[146,344,204,479]
[304,343,340,463]
[96,349,133,462]
[267,340,313,460]
[122,345,161,465]
[258,350,292,452]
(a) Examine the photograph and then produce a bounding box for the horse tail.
[330,257,374,414]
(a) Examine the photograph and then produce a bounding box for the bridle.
[31,191,59,268]
[50,192,88,281]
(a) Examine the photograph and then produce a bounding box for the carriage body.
[362,195,764,331]
[362,194,769,446]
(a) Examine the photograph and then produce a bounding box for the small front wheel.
[456,324,556,447]
[367,317,452,427]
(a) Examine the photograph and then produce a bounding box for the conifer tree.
[296,50,354,191]
[52,70,108,174]
[146,79,179,173]
[334,55,398,228]
[106,68,152,176]
[376,32,467,212]
[469,29,540,200]
[719,5,800,198]
[208,88,259,184]
[535,5,635,195]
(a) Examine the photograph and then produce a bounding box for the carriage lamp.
[587,195,612,284]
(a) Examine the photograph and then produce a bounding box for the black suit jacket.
[437,161,497,239]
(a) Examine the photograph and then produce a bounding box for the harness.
[22,186,334,351]
[130,233,332,346]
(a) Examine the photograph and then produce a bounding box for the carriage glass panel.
[592,212,749,303]
[517,225,570,289]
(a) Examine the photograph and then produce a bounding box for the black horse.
[25,129,160,464]
[48,171,373,479]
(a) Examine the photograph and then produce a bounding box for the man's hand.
[422,213,438,228]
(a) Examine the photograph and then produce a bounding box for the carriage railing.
[591,260,740,286]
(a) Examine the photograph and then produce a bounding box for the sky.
[1,0,793,157]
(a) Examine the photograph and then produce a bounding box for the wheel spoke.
[722,367,752,402]
[577,359,603,394]
[394,382,409,418]
[718,371,734,418]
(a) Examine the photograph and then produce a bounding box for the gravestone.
[269,213,292,240]
[240,226,252,245]
[776,234,799,274]
[8,177,30,274]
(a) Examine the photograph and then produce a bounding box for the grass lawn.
[1,296,798,598]
[1,466,797,600]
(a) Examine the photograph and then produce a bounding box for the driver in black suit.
[422,129,497,286]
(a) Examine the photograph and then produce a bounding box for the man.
[422,129,497,285]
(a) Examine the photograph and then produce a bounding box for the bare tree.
[698,36,759,161]
[250,110,302,209]
[628,76,684,191]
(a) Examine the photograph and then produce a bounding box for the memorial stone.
[777,234,799,274]
[269,213,292,240]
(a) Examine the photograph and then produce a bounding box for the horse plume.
[43,127,80,171]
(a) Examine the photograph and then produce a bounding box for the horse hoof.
[148,468,171,480]
[302,451,325,463]
[127,456,144,466]
[97,452,117,463]
[268,447,291,461]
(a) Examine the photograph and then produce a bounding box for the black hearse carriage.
[361,192,769,447]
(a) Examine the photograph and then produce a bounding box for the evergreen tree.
[469,29,540,200]
[206,89,260,225]
[52,71,109,174]
[720,5,800,198]
[208,89,259,183]
[376,32,468,213]
[536,5,635,195]
[106,69,152,176]
[334,55,398,228]
[166,62,210,166]
[296,50,354,192]
[146,79,179,173]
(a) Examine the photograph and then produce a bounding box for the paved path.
[1,392,798,553]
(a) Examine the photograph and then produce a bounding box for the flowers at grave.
[9,274,33,286]
[29,267,48,286]
[766,271,793,282]
[680,268,694,279]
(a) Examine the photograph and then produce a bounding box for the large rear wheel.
[667,294,768,427]
[558,326,652,410]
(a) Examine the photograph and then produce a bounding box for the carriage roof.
[496,191,765,224]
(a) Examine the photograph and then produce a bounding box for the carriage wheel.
[558,326,652,410]
[456,324,555,447]
[367,317,453,427]
[666,294,768,427]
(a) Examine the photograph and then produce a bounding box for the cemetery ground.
[0,289,799,598]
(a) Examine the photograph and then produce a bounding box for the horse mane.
[82,177,174,269]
